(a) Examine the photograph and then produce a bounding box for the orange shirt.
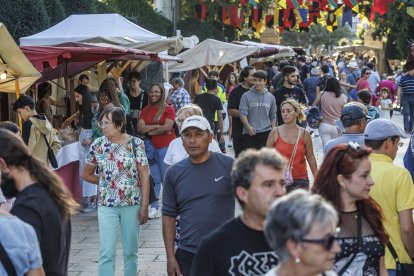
[139,105,176,149]
[274,133,308,179]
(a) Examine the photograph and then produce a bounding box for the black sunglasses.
[301,234,337,251]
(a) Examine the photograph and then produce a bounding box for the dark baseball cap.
[340,103,371,126]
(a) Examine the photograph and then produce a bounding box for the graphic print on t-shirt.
[228,250,278,276]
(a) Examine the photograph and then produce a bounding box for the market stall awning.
[0,23,41,94]
[167,39,262,72]
[20,42,160,82]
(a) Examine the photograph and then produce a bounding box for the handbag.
[43,134,58,169]
[284,128,302,186]
[0,241,17,276]
[132,137,158,205]
[387,241,414,276]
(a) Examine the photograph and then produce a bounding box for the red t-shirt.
[139,105,176,149]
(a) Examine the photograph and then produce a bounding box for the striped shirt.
[398,74,414,94]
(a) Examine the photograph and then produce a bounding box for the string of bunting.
[194,0,409,33]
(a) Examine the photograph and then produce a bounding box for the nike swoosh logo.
[214,176,224,182]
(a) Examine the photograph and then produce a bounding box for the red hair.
[311,144,388,244]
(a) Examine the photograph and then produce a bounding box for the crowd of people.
[1,44,414,276]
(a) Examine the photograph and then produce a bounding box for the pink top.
[320,92,348,125]
[356,78,371,92]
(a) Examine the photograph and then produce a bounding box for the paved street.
[69,112,409,276]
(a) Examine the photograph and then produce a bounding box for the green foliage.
[177,18,235,42]
[60,0,103,15]
[372,2,414,59]
[100,0,172,36]
[0,0,49,41]
[281,24,351,50]
[44,0,66,26]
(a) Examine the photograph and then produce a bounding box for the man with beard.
[227,66,255,157]
[239,70,277,150]
[190,148,286,275]
[273,66,307,126]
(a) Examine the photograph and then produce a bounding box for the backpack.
[306,106,324,129]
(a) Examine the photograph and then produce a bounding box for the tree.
[0,0,49,42]
[60,0,103,15]
[371,1,414,60]
[100,0,173,36]
[281,24,351,54]
[44,0,66,26]
[177,18,235,42]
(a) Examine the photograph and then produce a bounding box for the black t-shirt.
[273,86,307,126]
[194,93,223,129]
[190,217,278,276]
[126,90,148,111]
[227,84,250,138]
[11,184,71,276]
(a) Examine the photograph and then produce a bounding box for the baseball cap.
[364,119,407,140]
[340,103,370,126]
[180,115,212,134]
[347,61,358,69]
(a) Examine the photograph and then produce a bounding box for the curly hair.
[98,77,121,109]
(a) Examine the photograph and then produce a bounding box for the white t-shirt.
[379,99,392,119]
[164,137,222,166]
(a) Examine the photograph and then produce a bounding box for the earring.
[295,257,301,264]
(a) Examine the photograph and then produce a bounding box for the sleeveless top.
[273,129,308,179]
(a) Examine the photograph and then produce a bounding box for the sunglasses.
[365,72,371,75]
[301,234,337,251]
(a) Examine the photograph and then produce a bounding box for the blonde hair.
[177,104,203,118]
[281,99,306,122]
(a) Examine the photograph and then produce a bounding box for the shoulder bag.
[337,209,362,275]
[43,134,59,169]
[284,128,302,186]
[131,137,158,204]
[0,241,17,276]
[387,242,414,276]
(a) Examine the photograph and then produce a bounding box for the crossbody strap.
[288,128,302,168]
[0,241,17,276]
[338,209,362,275]
[387,241,401,263]
[43,134,52,150]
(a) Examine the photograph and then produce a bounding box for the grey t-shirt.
[239,87,277,134]
[324,133,365,154]
[162,152,235,254]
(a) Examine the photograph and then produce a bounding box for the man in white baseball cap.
[344,61,361,91]
[162,115,235,276]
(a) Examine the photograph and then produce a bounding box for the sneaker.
[155,209,162,219]
[148,207,158,219]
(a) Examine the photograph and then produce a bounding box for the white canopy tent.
[20,14,184,54]
[167,39,262,72]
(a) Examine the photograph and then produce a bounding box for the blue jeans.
[149,146,168,209]
[387,269,396,276]
[402,93,414,131]
[98,205,141,276]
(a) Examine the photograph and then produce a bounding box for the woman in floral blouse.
[83,106,150,276]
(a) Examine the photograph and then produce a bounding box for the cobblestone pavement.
[69,113,408,276]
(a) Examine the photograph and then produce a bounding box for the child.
[377,88,393,119]
[357,89,380,122]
